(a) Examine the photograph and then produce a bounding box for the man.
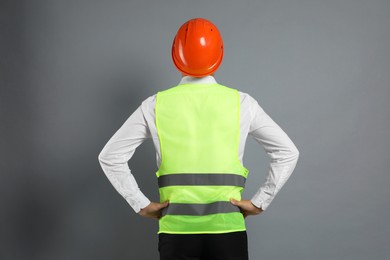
[98,18,299,260]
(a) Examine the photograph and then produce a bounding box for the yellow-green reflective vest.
[155,82,249,234]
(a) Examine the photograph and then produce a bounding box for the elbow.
[98,149,108,164]
[291,147,300,161]
[98,150,113,171]
[293,147,299,157]
[286,141,300,162]
[98,147,118,168]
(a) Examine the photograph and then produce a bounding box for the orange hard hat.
[172,18,224,77]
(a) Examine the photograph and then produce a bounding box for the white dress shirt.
[98,76,299,213]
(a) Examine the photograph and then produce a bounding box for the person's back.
[98,18,300,260]
[155,81,249,234]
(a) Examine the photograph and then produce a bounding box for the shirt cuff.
[250,195,269,211]
[125,190,151,213]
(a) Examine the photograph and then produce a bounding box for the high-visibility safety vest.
[155,82,249,234]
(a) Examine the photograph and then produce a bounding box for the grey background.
[1,0,389,259]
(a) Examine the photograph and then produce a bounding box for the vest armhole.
[236,89,241,165]
[155,91,163,177]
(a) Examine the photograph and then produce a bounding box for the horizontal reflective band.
[158,173,246,188]
[161,201,240,216]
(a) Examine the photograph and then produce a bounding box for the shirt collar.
[178,75,218,85]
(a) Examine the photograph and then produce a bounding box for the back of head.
[171,18,224,77]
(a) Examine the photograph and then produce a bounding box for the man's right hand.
[230,199,263,218]
[138,201,169,220]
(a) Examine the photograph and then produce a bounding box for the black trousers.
[158,231,249,260]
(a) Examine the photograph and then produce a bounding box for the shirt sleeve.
[98,98,153,213]
[248,97,300,211]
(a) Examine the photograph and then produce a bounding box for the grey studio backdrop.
[1,0,389,259]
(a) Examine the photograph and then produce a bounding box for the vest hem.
[157,228,247,235]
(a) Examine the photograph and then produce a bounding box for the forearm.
[250,149,299,210]
[98,152,151,213]
[248,98,300,211]
[98,104,152,213]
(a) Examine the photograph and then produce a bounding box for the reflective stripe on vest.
[161,201,240,216]
[158,173,246,188]
[155,83,249,234]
